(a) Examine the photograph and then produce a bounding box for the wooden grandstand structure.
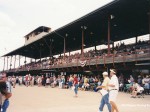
[1,0,150,76]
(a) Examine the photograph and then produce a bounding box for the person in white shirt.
[143,75,150,94]
[19,76,22,85]
[108,69,119,112]
[46,77,50,87]
[131,80,144,98]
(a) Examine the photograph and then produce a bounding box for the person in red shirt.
[73,74,78,97]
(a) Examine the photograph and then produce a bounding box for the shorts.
[109,90,118,102]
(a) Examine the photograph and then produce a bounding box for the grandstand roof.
[3,0,150,59]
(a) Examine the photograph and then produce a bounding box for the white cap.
[102,72,108,76]
[146,75,149,78]
[110,69,116,74]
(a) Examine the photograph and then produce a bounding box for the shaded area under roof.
[2,0,150,59]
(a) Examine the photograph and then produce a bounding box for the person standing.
[108,69,119,112]
[18,76,22,86]
[0,73,12,112]
[96,72,111,112]
[11,76,16,88]
[73,74,78,97]
[25,75,29,87]
[61,76,65,89]
[68,75,73,89]
[31,76,35,87]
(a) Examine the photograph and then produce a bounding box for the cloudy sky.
[0,0,113,70]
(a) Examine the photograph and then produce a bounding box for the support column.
[25,56,26,67]
[69,51,70,57]
[95,45,97,52]
[7,56,8,70]
[10,56,12,70]
[49,38,53,58]
[3,57,5,71]
[148,11,150,42]
[19,55,20,67]
[40,47,41,62]
[63,36,66,60]
[148,11,150,55]
[135,36,138,45]
[107,15,111,55]
[14,55,16,69]
[30,58,32,63]
[112,42,114,49]
[81,28,84,58]
[81,26,87,58]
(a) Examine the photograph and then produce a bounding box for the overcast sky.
[0,0,113,70]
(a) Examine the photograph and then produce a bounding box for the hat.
[110,69,116,74]
[138,75,141,78]
[102,72,108,76]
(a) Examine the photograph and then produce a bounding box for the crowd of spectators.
[118,73,150,97]
[11,40,150,71]
[5,71,150,98]
[7,74,101,91]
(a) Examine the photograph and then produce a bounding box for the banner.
[79,60,87,67]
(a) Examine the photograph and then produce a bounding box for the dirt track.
[8,86,150,112]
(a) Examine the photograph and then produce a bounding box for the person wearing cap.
[96,72,111,112]
[108,69,119,112]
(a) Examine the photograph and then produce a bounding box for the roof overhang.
[2,0,150,59]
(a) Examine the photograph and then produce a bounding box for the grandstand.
[1,0,150,76]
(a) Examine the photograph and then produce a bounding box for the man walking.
[108,69,119,112]
[97,72,111,112]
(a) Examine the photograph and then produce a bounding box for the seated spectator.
[131,80,144,98]
[51,76,57,88]
[142,75,150,94]
[82,76,90,91]
[97,79,101,86]
[46,77,50,87]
